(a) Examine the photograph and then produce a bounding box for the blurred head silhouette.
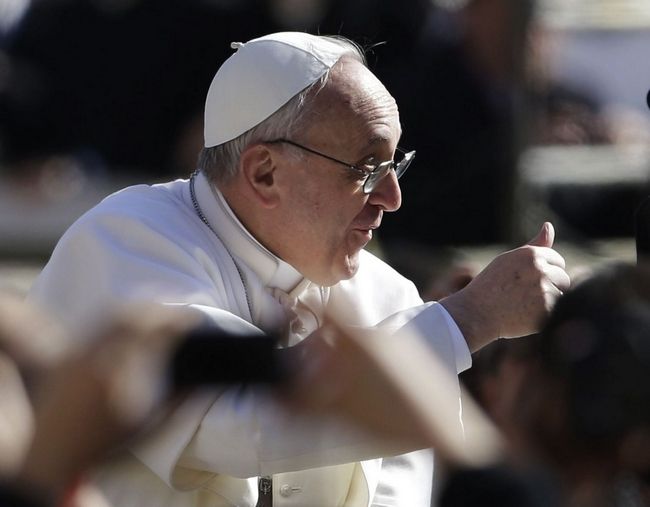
[511,262,650,504]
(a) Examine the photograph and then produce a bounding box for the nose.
[367,170,402,212]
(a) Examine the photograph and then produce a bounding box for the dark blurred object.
[547,183,647,238]
[171,328,282,387]
[0,485,47,507]
[519,143,650,240]
[439,464,560,507]
[635,195,650,262]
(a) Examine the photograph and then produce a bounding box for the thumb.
[527,222,555,247]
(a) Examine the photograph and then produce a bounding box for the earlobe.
[239,144,281,208]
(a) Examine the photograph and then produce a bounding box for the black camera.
[170,327,284,387]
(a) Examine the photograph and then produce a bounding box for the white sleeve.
[413,302,472,374]
[133,305,389,489]
[27,206,251,340]
[175,387,404,479]
[175,303,471,483]
[130,305,269,489]
[172,307,410,480]
[377,301,472,375]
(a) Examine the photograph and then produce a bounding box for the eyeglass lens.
[363,152,414,193]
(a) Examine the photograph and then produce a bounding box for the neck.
[219,179,283,260]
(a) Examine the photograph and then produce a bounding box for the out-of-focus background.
[0,0,648,296]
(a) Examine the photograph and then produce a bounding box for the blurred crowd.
[5,0,646,251]
[2,0,649,266]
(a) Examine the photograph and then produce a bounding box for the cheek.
[288,194,337,255]
[299,191,351,235]
[291,178,367,251]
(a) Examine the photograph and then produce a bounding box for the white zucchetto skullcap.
[204,32,353,148]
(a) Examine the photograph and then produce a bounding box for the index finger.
[533,246,566,269]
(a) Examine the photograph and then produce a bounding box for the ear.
[239,143,281,208]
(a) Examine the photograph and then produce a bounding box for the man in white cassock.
[27,32,570,507]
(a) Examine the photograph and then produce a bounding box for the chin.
[311,252,361,286]
[317,268,355,287]
[335,253,361,282]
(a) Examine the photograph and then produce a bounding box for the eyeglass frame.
[266,139,415,194]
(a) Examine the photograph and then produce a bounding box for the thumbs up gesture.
[440,222,571,352]
[527,220,555,248]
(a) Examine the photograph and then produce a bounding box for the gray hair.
[198,36,366,185]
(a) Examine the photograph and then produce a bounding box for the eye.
[344,166,370,183]
[355,157,378,174]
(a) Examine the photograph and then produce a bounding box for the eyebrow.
[356,134,400,160]
[365,135,389,147]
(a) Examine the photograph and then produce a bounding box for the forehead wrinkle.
[349,92,400,146]
[302,60,401,152]
[349,87,397,118]
[327,58,397,114]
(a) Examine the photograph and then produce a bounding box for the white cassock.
[28,171,472,507]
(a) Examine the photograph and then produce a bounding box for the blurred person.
[508,262,650,507]
[0,292,67,483]
[443,263,650,507]
[27,32,570,507]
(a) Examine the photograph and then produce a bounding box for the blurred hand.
[282,323,444,446]
[15,304,198,501]
[281,319,504,467]
[0,294,67,478]
[440,222,570,352]
[0,352,33,477]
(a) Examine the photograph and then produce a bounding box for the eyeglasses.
[268,139,415,194]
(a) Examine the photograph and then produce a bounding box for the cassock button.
[279,484,293,497]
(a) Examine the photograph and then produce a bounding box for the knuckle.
[523,246,543,268]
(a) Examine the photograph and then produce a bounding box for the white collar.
[192,170,304,294]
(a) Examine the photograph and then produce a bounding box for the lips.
[350,228,373,247]
[350,220,379,248]
[348,207,382,251]
[353,209,383,232]
[354,223,379,232]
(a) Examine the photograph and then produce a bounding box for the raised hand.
[440,222,571,352]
